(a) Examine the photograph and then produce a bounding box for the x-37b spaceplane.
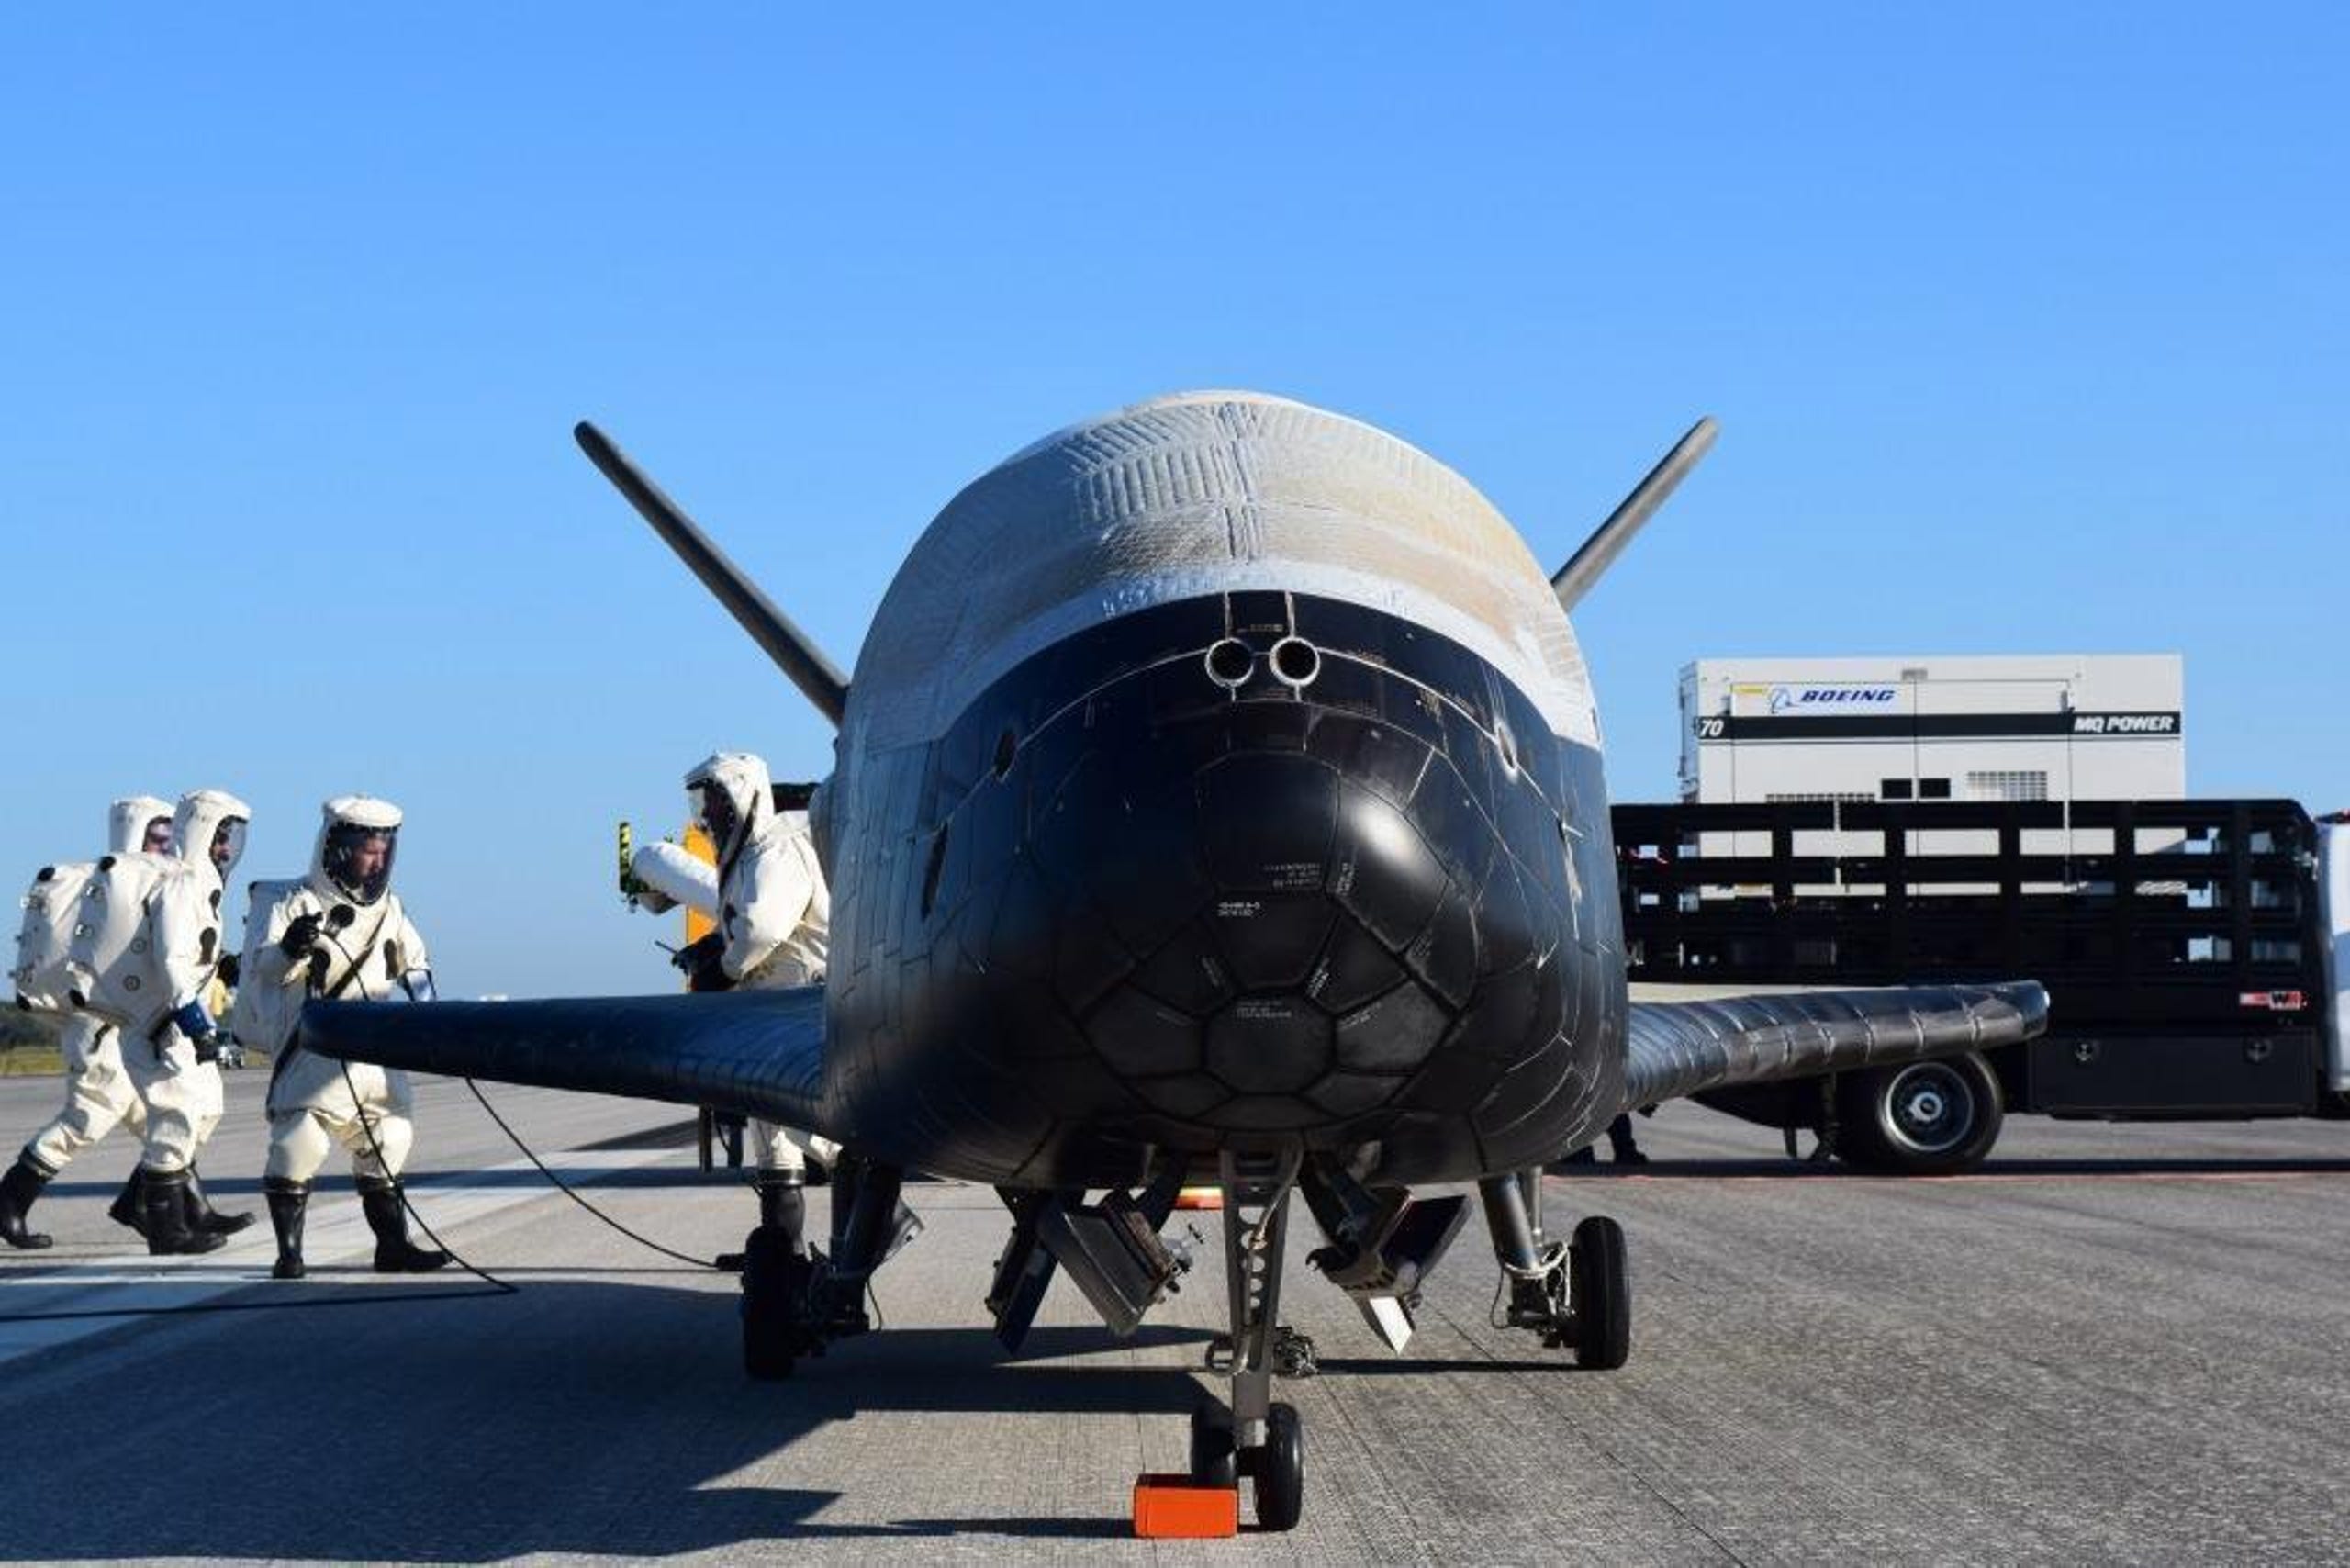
[311,392,2045,1532]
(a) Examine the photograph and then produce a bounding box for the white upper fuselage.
[839,391,1599,771]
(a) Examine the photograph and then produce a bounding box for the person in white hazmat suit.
[623,834,755,1167]
[118,788,259,1254]
[0,796,173,1249]
[659,753,834,1258]
[245,796,449,1279]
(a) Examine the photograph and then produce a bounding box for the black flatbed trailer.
[1612,798,2348,1171]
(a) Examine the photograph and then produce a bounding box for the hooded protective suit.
[248,796,447,1277]
[626,838,719,917]
[680,753,834,1187]
[121,789,250,1178]
[84,787,258,1255]
[251,797,431,1172]
[1,798,178,1250]
[20,798,170,1176]
[686,753,830,989]
[110,795,179,857]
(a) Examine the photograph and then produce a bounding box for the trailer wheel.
[1836,1053,2003,1175]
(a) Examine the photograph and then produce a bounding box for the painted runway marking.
[0,1148,684,1365]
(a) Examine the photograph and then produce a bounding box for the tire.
[741,1228,802,1381]
[1252,1403,1304,1533]
[1189,1406,1237,1487]
[1836,1052,2004,1175]
[1570,1215,1630,1371]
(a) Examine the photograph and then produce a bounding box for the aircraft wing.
[299,988,835,1140]
[1623,982,2048,1109]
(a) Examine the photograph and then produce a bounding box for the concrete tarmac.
[2,1070,2347,1563]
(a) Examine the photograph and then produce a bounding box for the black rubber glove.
[673,932,732,993]
[670,931,722,972]
[280,913,324,960]
[169,1002,219,1063]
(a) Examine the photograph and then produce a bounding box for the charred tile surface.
[829,593,1625,1187]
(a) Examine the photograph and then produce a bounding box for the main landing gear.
[1479,1167,1629,1368]
[1185,1151,1313,1532]
[740,1156,922,1381]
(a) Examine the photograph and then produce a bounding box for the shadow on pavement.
[0,1282,1207,1559]
[1548,1156,2350,1180]
[1313,1355,1572,1377]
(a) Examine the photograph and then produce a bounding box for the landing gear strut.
[739,1156,921,1381]
[1479,1167,1629,1368]
[1188,1151,1310,1532]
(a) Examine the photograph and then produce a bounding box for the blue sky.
[3,6,2342,998]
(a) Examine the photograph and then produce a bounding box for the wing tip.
[1985,980,2051,1035]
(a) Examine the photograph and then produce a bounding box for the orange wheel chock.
[1132,1474,1239,1539]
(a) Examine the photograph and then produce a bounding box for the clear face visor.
[323,823,397,903]
[211,818,248,870]
[143,816,175,854]
[690,781,741,854]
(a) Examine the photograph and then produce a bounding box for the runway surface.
[3,1070,2347,1563]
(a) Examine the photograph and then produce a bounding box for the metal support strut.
[1219,1151,1296,1439]
[741,1155,921,1380]
[1192,1150,1308,1531]
[1481,1164,1634,1370]
[1481,1168,1572,1344]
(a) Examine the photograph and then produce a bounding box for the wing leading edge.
[1623,982,2048,1110]
[299,989,837,1141]
[303,982,2045,1163]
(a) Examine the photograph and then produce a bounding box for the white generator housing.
[1677,655,2186,888]
[1680,654,2184,807]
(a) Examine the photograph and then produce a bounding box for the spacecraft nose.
[921,593,1583,1148]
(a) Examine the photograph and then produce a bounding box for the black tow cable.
[342,1060,518,1301]
[311,918,725,1271]
[463,1080,724,1271]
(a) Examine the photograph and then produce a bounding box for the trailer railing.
[1614,799,2322,1034]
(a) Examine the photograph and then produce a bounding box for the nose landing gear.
[1482,1168,1631,1368]
[1174,1151,1312,1533]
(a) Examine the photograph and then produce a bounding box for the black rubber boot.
[140,1169,228,1256]
[107,1169,149,1239]
[0,1156,56,1251]
[1607,1113,1650,1165]
[717,1170,808,1271]
[264,1178,309,1280]
[357,1178,449,1273]
[185,1166,255,1236]
[756,1170,808,1255]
